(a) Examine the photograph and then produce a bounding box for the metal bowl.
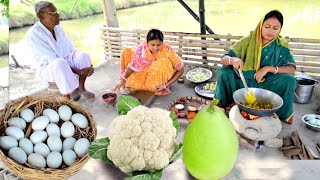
[186,68,212,83]
[302,114,320,132]
[233,88,283,116]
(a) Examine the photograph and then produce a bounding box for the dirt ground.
[2,60,320,180]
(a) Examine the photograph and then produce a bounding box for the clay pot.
[102,93,117,103]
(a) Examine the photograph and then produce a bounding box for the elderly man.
[26,1,95,99]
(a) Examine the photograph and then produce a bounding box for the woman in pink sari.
[113,29,184,95]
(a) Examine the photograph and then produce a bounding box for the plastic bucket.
[294,78,315,104]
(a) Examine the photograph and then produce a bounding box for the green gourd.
[183,100,239,180]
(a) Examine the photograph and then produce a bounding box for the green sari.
[215,11,297,124]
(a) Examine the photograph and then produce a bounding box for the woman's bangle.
[120,77,127,82]
[228,57,233,65]
[274,66,279,74]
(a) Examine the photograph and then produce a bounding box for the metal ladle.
[238,69,256,104]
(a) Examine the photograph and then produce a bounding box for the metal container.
[301,114,320,132]
[233,88,283,116]
[294,78,316,104]
[186,68,212,83]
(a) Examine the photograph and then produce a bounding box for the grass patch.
[10,0,160,29]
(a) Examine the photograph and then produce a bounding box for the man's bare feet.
[80,90,95,99]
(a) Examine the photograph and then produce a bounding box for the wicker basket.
[0,94,97,180]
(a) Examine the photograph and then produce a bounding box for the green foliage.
[169,111,180,136]
[9,0,103,28]
[116,95,141,115]
[126,170,163,180]
[0,0,9,17]
[88,137,113,164]
[9,0,159,29]
[0,41,8,54]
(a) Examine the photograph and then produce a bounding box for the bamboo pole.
[101,0,119,27]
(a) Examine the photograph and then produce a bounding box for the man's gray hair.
[34,1,53,15]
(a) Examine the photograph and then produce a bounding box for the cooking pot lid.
[295,72,317,82]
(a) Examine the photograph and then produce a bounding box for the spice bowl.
[102,93,117,103]
[187,112,197,123]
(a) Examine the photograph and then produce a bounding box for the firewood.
[280,145,296,150]
[302,144,308,159]
[316,146,320,155]
[296,131,305,145]
[305,145,320,159]
[291,131,302,149]
[283,137,292,146]
[298,153,306,160]
[282,148,301,158]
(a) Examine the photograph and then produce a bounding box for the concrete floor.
[1,60,320,180]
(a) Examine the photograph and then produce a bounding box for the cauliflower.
[107,105,178,173]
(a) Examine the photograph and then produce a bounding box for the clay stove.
[229,105,282,142]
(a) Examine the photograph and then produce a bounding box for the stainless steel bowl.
[233,88,283,116]
[302,114,320,132]
[186,68,212,83]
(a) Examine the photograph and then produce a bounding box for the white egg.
[28,153,46,168]
[47,136,62,152]
[46,123,61,137]
[61,121,75,138]
[32,116,50,131]
[306,115,316,121]
[47,152,62,168]
[58,105,72,121]
[20,108,35,123]
[34,143,50,158]
[0,136,18,150]
[62,150,77,166]
[5,126,24,140]
[63,137,77,151]
[8,147,27,164]
[30,131,48,144]
[71,113,89,129]
[8,117,27,130]
[19,138,33,155]
[43,108,59,123]
[74,138,90,157]
[308,117,317,125]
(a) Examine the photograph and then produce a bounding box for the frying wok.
[233,88,283,116]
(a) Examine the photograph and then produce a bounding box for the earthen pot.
[102,93,117,103]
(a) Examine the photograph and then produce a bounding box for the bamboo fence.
[101,26,320,74]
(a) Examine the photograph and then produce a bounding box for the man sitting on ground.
[26,1,95,100]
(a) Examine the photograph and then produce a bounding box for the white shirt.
[26,21,76,69]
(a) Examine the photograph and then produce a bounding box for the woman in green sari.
[215,10,296,124]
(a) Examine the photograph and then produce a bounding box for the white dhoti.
[38,51,92,95]
[26,22,93,95]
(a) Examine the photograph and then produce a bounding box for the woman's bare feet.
[80,90,95,99]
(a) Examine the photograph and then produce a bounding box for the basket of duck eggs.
[0,95,97,180]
